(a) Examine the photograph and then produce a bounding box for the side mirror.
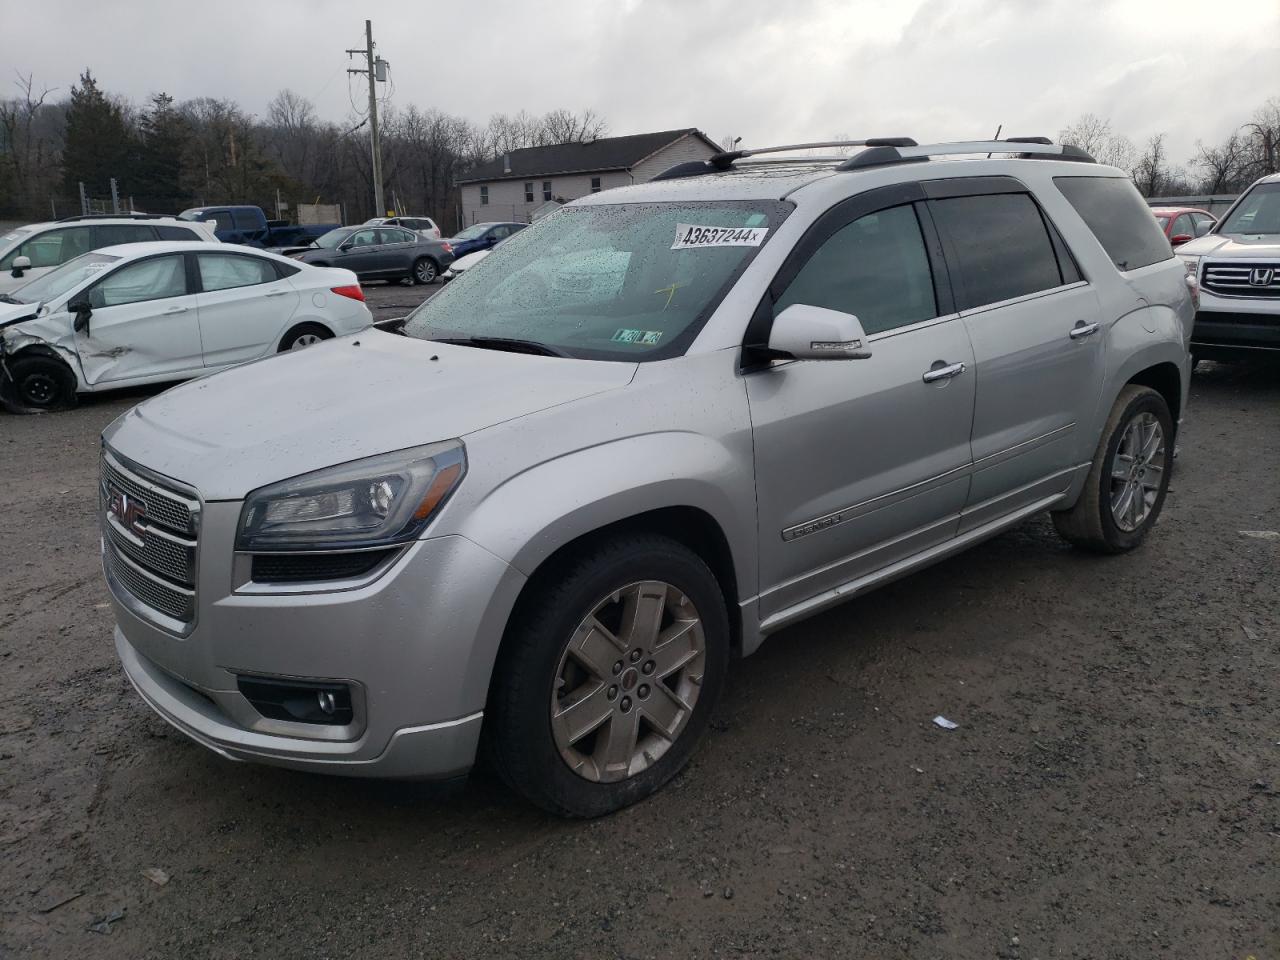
[1194,220,1214,238]
[1170,234,1192,247]
[11,255,31,278]
[69,300,92,334]
[767,303,872,361]
[373,316,407,334]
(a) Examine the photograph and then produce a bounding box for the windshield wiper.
[0,293,22,304]
[432,336,571,358]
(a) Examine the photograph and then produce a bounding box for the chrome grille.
[1202,261,1280,298]
[100,451,200,630]
[101,454,195,534]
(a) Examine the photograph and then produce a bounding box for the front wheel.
[412,257,438,285]
[0,354,78,413]
[486,535,730,817]
[1052,385,1173,553]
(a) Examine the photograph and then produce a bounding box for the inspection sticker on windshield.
[612,328,663,345]
[671,224,767,250]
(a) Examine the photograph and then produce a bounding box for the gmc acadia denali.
[100,137,1194,816]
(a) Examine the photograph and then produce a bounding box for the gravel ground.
[1,352,1277,960]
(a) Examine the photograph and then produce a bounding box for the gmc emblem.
[1250,267,1274,286]
[107,486,148,537]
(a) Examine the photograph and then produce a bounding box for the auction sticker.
[612,328,663,345]
[671,224,768,250]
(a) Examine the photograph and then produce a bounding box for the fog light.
[237,676,354,726]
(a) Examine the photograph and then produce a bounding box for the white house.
[456,128,720,226]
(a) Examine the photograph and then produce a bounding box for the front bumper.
[109,514,527,779]
[1190,288,1280,355]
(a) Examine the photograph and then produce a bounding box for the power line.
[345,19,389,216]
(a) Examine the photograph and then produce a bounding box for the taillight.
[332,284,365,302]
[442,242,453,254]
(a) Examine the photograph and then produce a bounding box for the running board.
[758,493,1065,636]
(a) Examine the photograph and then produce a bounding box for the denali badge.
[107,486,147,537]
[1250,267,1274,286]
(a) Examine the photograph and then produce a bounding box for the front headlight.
[237,440,466,551]
[1178,254,1201,279]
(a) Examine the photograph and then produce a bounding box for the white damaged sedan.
[0,241,372,412]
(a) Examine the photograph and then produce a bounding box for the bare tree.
[1242,96,1280,180]
[0,72,61,216]
[1058,113,1134,169]
[1193,132,1248,193]
[1131,133,1168,197]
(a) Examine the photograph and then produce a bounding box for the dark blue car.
[447,221,526,257]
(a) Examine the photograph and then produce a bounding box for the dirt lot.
[1,345,1277,959]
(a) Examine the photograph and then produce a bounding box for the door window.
[87,255,188,308]
[1170,213,1195,238]
[97,224,157,245]
[232,210,261,231]
[490,225,512,240]
[347,229,379,248]
[774,204,938,335]
[929,193,1065,309]
[4,226,94,268]
[198,253,278,291]
[155,225,202,241]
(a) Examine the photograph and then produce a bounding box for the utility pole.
[347,20,388,218]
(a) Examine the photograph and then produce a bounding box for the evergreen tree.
[135,92,189,211]
[61,69,131,197]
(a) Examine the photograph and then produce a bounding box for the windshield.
[1153,214,1170,228]
[452,224,492,241]
[1219,183,1280,235]
[1,227,32,253]
[177,209,204,222]
[313,228,351,249]
[9,252,120,304]
[403,200,791,361]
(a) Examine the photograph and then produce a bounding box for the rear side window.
[775,204,938,335]
[1055,176,1172,271]
[97,224,156,245]
[155,225,200,241]
[198,253,278,291]
[232,210,261,230]
[929,193,1063,310]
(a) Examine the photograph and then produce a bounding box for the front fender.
[449,431,758,601]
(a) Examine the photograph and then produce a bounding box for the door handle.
[162,306,188,315]
[922,361,966,383]
[1069,321,1100,340]
[265,289,289,297]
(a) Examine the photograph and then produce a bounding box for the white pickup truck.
[1176,172,1280,362]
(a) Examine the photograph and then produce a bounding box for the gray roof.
[457,128,718,184]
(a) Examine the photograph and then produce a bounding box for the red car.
[1150,206,1216,247]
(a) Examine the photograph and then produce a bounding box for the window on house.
[480,186,489,206]
[591,177,602,193]
[542,181,552,202]
[524,182,534,203]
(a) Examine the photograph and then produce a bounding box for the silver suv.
[101,137,1193,816]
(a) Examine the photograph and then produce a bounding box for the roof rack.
[56,212,172,222]
[653,136,1094,180]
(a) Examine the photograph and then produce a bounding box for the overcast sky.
[3,0,1277,168]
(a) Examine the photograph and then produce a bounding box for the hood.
[1177,234,1280,258]
[103,331,637,500]
[0,301,41,328]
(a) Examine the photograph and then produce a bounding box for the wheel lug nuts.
[642,661,655,675]
[629,650,642,663]
[612,660,623,675]
[607,685,619,701]
[638,684,649,699]
[620,696,632,712]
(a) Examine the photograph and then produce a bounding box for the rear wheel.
[277,323,333,352]
[1052,385,1173,553]
[412,257,438,285]
[0,354,78,414]
[487,534,729,817]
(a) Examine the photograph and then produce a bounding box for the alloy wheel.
[290,334,322,350]
[415,260,436,283]
[1109,411,1165,532]
[551,580,705,783]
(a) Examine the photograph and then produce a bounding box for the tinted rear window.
[929,192,1064,310]
[156,225,200,241]
[1054,176,1172,271]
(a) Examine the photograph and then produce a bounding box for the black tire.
[0,354,78,414]
[1190,354,1201,371]
[412,257,438,285]
[486,534,730,817]
[277,322,333,353]
[1052,385,1173,553]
